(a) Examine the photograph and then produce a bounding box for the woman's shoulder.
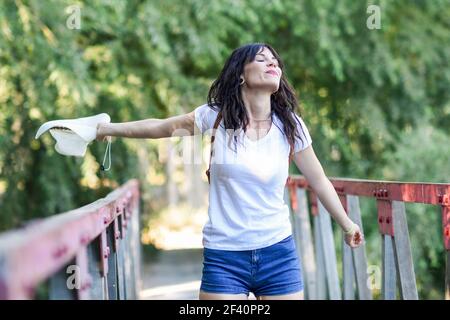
[272,110,305,129]
[195,103,220,115]
[273,110,312,152]
[291,111,312,152]
[194,103,221,134]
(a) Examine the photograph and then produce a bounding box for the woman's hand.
[344,223,364,248]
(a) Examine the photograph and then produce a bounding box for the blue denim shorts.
[200,235,304,296]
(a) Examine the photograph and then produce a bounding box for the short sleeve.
[194,104,220,135]
[293,113,312,153]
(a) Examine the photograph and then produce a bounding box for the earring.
[239,78,245,86]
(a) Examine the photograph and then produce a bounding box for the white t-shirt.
[194,104,312,250]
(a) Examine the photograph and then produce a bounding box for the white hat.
[35,113,111,157]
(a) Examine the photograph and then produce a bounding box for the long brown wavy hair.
[207,43,308,155]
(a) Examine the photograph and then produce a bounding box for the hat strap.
[100,139,112,171]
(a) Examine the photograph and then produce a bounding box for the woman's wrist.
[342,220,356,235]
[96,123,110,140]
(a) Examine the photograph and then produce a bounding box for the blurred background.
[0,0,449,299]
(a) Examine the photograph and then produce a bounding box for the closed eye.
[256,59,279,67]
[256,53,279,66]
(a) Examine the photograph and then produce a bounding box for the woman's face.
[241,47,282,93]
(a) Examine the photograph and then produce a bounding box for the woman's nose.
[267,61,276,68]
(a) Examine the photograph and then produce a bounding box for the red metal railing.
[0,179,141,300]
[286,176,450,300]
[1,175,448,300]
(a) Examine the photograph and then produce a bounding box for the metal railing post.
[346,196,372,300]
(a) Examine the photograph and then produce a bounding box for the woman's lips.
[266,70,279,77]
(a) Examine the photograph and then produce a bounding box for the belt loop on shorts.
[250,250,256,278]
[252,249,259,264]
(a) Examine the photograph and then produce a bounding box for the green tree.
[0,0,448,298]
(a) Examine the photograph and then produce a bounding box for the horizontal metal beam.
[289,175,450,205]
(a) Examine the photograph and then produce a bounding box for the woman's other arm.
[293,145,364,248]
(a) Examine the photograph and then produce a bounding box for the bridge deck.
[140,249,260,300]
[140,249,203,300]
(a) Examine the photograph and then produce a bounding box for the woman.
[96,43,364,300]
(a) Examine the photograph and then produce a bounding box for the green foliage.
[0,0,448,298]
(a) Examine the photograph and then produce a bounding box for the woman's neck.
[241,90,272,121]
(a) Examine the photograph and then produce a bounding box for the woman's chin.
[245,81,280,93]
[258,82,280,93]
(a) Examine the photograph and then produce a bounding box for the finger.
[357,236,364,245]
[357,233,363,242]
[356,232,362,241]
[359,234,365,243]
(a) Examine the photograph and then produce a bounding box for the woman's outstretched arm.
[96,110,197,141]
[293,145,364,248]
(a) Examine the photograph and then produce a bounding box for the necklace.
[249,115,272,122]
